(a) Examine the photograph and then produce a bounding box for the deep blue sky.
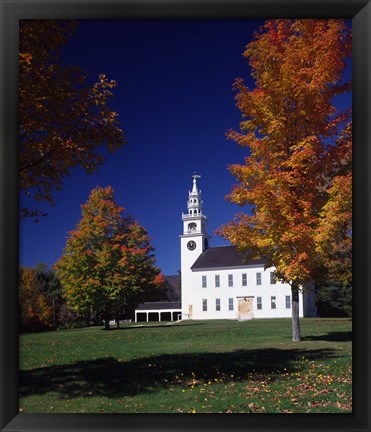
[19,20,351,276]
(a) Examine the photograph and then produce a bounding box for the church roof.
[191,246,268,270]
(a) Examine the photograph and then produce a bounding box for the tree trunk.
[291,282,301,342]
[102,311,110,330]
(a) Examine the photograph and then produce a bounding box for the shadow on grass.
[20,347,340,400]
[301,331,352,342]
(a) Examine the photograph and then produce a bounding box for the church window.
[202,299,207,311]
[216,298,221,311]
[285,295,291,309]
[271,296,276,309]
[228,298,234,311]
[215,275,220,287]
[270,272,276,284]
[242,273,247,286]
[228,274,233,287]
[188,222,196,231]
[257,297,262,309]
[202,275,207,288]
[256,273,262,285]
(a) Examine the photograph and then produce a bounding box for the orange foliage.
[19,267,54,330]
[220,19,352,287]
[56,186,164,319]
[19,20,125,220]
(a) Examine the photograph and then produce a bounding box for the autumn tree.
[219,19,352,341]
[56,186,165,329]
[19,266,55,332]
[19,20,125,220]
[315,124,352,286]
[19,267,40,331]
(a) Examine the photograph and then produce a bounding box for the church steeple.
[181,174,209,241]
[187,174,203,217]
[180,174,210,319]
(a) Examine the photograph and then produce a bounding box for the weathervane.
[192,173,201,180]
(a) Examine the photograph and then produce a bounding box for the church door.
[237,296,254,320]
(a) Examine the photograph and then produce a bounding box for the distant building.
[135,301,181,323]
[135,276,181,322]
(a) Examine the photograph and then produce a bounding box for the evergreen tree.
[316,282,352,317]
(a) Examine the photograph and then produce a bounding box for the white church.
[135,175,316,322]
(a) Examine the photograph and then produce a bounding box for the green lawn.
[19,318,352,413]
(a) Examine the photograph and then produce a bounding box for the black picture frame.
[1,1,370,431]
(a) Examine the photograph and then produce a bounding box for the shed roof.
[136,301,181,311]
[191,246,268,270]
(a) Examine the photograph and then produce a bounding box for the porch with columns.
[134,301,182,323]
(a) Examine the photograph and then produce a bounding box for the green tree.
[316,282,352,317]
[58,304,77,330]
[19,20,125,220]
[34,263,63,327]
[219,19,351,341]
[56,186,165,329]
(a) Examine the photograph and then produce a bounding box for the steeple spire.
[192,174,201,194]
[187,174,203,217]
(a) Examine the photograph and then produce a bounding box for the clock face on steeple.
[187,240,196,251]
